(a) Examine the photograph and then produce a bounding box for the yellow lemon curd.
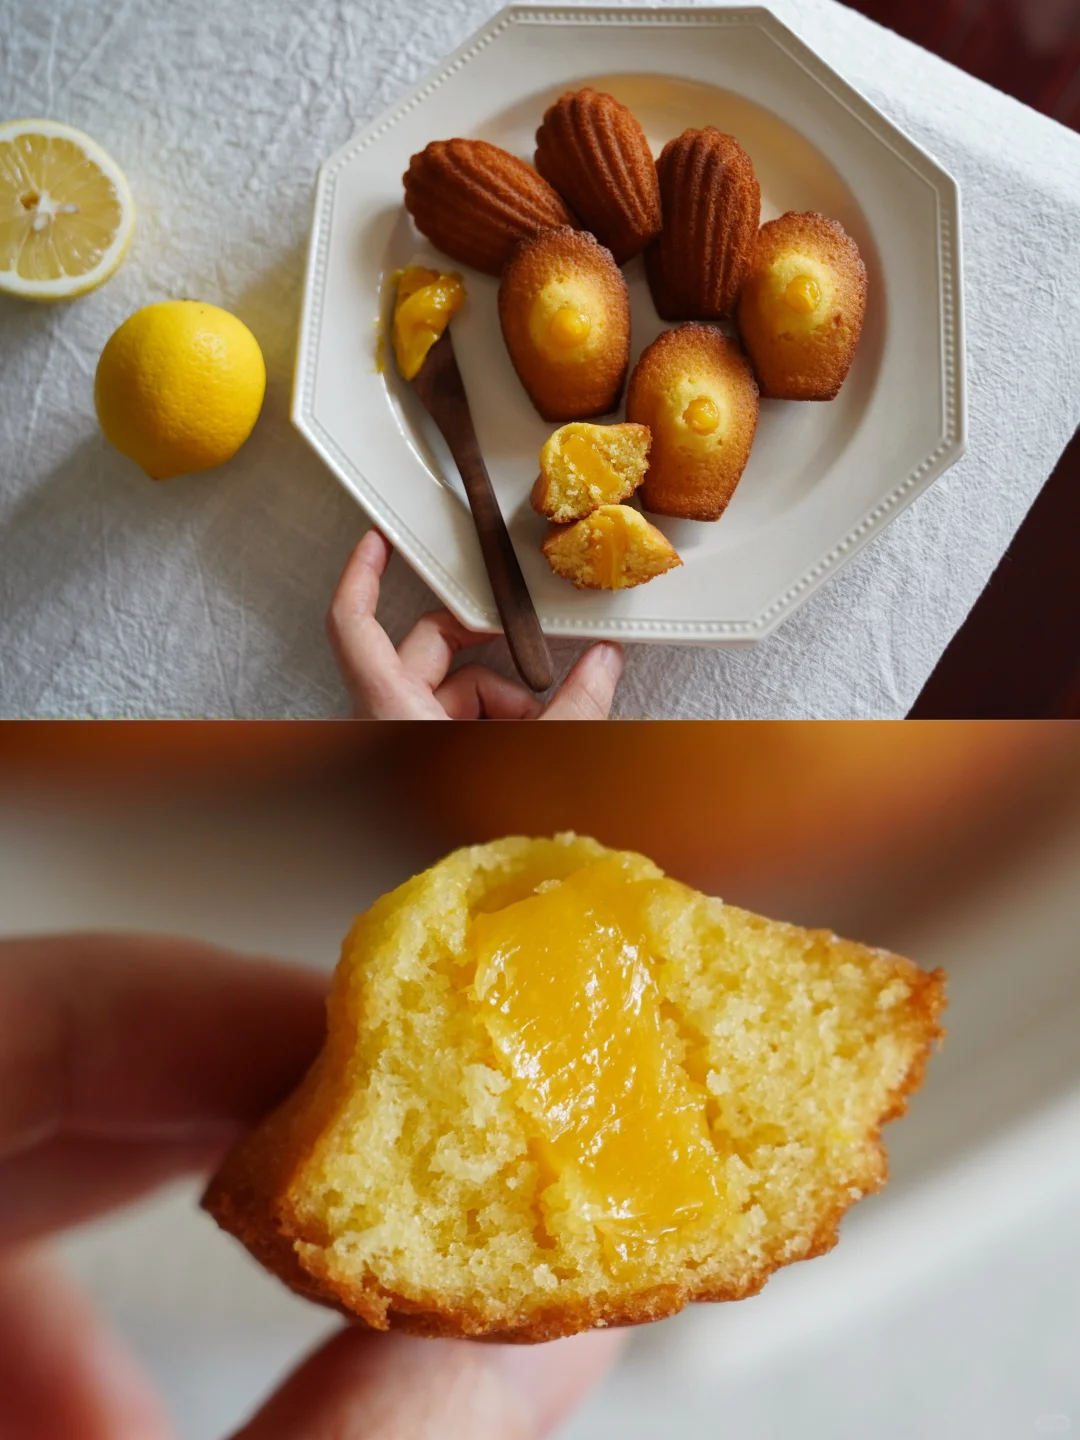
[559,428,617,490]
[528,282,605,362]
[590,507,633,590]
[784,274,823,316]
[683,395,721,436]
[548,303,592,350]
[392,265,465,380]
[470,856,725,1260]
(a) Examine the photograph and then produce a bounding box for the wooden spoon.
[411,329,553,694]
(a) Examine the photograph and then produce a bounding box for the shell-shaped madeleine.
[736,212,868,401]
[534,89,661,265]
[403,139,576,276]
[499,227,631,423]
[645,128,761,321]
[627,323,759,522]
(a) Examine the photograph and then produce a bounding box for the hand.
[327,530,624,720]
[0,935,624,1439]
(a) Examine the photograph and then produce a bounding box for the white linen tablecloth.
[2,0,1079,718]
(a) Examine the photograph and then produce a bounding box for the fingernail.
[598,642,624,677]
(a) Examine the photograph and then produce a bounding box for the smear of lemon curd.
[469,857,726,1263]
[559,429,618,492]
[392,265,465,380]
[590,508,631,591]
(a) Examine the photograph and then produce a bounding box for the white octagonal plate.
[293,5,965,643]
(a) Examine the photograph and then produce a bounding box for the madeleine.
[204,835,944,1342]
[534,88,661,264]
[645,128,760,321]
[737,212,868,400]
[403,138,574,276]
[627,323,759,521]
[499,227,630,421]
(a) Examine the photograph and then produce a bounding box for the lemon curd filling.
[392,265,465,380]
[783,274,823,317]
[682,395,721,436]
[559,429,618,490]
[548,303,593,349]
[469,858,726,1260]
[590,508,631,591]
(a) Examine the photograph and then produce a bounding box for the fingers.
[232,1325,625,1440]
[0,1136,226,1249]
[327,533,625,721]
[542,643,624,721]
[0,1246,173,1440]
[397,611,496,692]
[0,933,326,1226]
[326,531,443,719]
[435,664,545,720]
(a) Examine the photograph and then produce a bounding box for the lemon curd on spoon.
[392,265,466,380]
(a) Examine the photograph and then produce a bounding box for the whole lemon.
[94,300,266,480]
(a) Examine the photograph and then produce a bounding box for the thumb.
[230,1325,624,1440]
[541,644,624,720]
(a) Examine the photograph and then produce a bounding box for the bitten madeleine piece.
[534,89,661,265]
[542,504,680,590]
[737,212,868,400]
[627,323,759,521]
[203,835,945,1342]
[531,421,651,523]
[646,128,760,321]
[403,139,575,277]
[499,227,630,422]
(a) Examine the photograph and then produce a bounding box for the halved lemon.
[0,119,135,301]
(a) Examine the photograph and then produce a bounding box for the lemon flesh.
[95,301,267,481]
[0,119,135,301]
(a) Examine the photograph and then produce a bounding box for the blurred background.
[1,719,1079,1438]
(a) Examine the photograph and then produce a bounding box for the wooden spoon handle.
[412,333,554,694]
[451,441,554,694]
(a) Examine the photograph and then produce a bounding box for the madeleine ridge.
[403,139,576,276]
[628,323,760,522]
[737,212,869,400]
[645,128,761,321]
[499,227,631,422]
[535,89,661,265]
[202,835,945,1343]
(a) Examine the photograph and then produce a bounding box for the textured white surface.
[2,788,1079,1439]
[2,0,1080,717]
